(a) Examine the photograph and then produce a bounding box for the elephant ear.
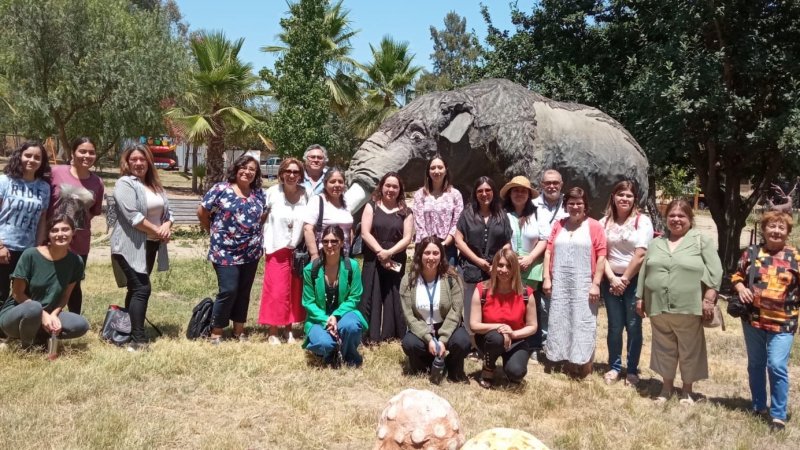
[440,111,474,144]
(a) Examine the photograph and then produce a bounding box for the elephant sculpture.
[344,78,649,217]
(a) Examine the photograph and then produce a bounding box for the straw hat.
[500,176,538,199]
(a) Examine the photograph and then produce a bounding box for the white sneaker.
[268,335,282,345]
[529,350,540,363]
[285,332,296,344]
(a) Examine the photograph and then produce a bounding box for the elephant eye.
[409,130,424,142]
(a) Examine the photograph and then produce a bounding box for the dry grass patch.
[1,259,799,449]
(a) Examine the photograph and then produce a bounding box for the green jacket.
[302,257,368,347]
[399,272,463,344]
[636,229,723,317]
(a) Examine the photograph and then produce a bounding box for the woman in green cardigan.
[400,236,470,383]
[302,225,368,367]
[636,199,722,404]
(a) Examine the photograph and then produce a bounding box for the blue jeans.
[306,311,363,366]
[602,275,642,374]
[530,289,550,350]
[211,260,259,329]
[742,321,794,420]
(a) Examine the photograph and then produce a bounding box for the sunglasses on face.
[322,239,340,246]
[283,170,302,176]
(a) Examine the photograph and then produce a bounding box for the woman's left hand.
[376,249,392,262]
[519,255,534,271]
[157,223,172,242]
[589,283,601,304]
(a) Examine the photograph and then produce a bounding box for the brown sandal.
[478,368,494,389]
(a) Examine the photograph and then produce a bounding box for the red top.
[477,282,532,331]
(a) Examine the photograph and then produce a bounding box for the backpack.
[186,297,214,340]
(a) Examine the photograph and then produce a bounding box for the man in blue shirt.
[301,144,329,196]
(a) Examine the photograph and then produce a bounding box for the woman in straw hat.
[501,176,546,292]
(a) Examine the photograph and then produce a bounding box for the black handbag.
[100,304,162,345]
[350,222,363,257]
[293,196,324,277]
[728,243,758,319]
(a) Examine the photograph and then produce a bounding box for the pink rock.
[373,389,464,450]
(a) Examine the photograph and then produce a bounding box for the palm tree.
[350,36,423,139]
[262,0,362,115]
[167,31,261,189]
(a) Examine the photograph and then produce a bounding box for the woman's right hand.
[428,339,446,357]
[542,279,552,297]
[518,255,533,271]
[635,299,646,318]
[737,284,755,304]
[478,259,491,273]
[609,276,626,295]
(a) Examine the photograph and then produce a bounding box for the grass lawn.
[1,253,800,449]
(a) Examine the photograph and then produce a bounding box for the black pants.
[211,260,259,329]
[111,241,158,343]
[0,250,24,305]
[401,326,470,379]
[67,254,88,314]
[475,330,533,382]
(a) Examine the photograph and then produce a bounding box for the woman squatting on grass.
[0,215,88,350]
[302,225,367,367]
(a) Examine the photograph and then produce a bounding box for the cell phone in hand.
[388,261,402,272]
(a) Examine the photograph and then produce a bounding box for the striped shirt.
[110,176,172,281]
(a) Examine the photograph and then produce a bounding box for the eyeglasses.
[321,239,340,246]
[283,170,302,176]
[306,155,325,161]
[542,181,561,186]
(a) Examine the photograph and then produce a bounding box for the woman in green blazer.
[302,225,368,367]
[400,236,470,382]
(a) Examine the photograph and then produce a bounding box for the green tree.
[261,0,357,161]
[0,0,188,156]
[167,31,262,189]
[415,11,483,96]
[262,0,361,116]
[482,0,800,271]
[350,36,422,139]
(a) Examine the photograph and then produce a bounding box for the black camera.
[726,296,751,319]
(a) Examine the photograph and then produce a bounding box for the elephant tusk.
[345,183,368,215]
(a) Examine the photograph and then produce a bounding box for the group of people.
[1,140,797,431]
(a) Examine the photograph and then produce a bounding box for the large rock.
[373,389,464,450]
[461,428,550,450]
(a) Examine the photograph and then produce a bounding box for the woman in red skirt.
[259,158,308,344]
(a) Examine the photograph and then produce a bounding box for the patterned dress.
[545,220,597,365]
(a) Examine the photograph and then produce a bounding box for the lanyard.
[548,197,562,224]
[424,276,439,336]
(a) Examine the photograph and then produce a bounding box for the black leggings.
[475,330,533,382]
[67,254,88,314]
[111,241,158,343]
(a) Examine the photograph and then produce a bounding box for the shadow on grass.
[707,395,753,412]
[147,323,182,340]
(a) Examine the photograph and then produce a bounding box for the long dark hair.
[503,189,536,228]
[4,140,50,180]
[468,176,503,219]
[322,167,347,208]
[70,137,96,165]
[406,236,459,291]
[423,154,452,195]
[370,171,408,214]
[603,180,640,225]
[320,225,346,267]
[226,154,262,190]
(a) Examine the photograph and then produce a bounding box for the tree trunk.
[204,117,226,191]
[191,142,199,194]
[54,113,71,162]
[183,141,190,173]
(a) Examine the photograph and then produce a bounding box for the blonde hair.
[488,248,523,296]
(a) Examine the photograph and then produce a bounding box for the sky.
[174,0,519,73]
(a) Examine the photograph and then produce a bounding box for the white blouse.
[415,276,443,325]
[263,184,308,254]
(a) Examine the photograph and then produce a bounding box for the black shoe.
[770,418,786,432]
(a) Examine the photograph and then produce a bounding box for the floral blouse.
[201,182,265,266]
[412,187,463,243]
